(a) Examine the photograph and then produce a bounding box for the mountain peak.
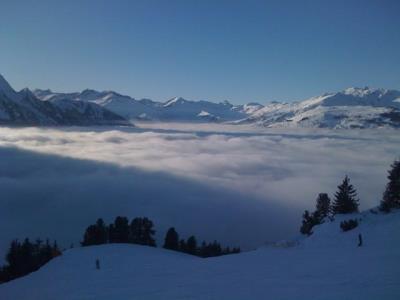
[164,97,188,107]
[342,86,382,97]
[0,74,17,98]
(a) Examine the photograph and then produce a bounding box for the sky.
[1,0,400,104]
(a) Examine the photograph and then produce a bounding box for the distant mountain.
[237,87,400,129]
[0,75,131,126]
[34,90,264,122]
[6,72,400,128]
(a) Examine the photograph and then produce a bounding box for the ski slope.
[1,210,399,299]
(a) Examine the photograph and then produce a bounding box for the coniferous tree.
[300,193,332,235]
[1,238,61,283]
[332,176,359,214]
[314,193,331,222]
[179,239,187,253]
[186,236,197,255]
[81,225,97,246]
[380,160,400,212]
[129,217,156,247]
[199,241,208,257]
[108,224,116,243]
[111,216,129,243]
[163,227,179,250]
[81,218,108,246]
[141,217,156,247]
[300,210,315,235]
[129,218,143,244]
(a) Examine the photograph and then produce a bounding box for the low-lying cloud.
[0,124,398,259]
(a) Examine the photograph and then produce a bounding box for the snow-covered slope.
[240,87,400,129]
[0,75,131,126]
[34,89,263,122]
[9,73,400,128]
[1,210,399,299]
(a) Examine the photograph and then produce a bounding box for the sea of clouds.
[0,123,398,258]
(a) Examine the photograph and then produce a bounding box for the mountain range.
[1,74,400,128]
[237,87,400,129]
[0,75,130,126]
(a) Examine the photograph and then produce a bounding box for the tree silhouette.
[163,227,179,250]
[332,176,359,214]
[186,236,197,255]
[380,160,400,212]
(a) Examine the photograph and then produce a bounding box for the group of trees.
[301,159,400,235]
[82,218,240,258]
[163,227,240,257]
[82,217,156,247]
[0,238,61,283]
[301,175,359,235]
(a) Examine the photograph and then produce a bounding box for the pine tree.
[130,217,156,246]
[142,217,156,247]
[179,239,187,252]
[314,193,331,222]
[380,160,400,212]
[163,227,179,250]
[108,224,116,243]
[1,237,61,283]
[129,218,143,244]
[96,218,108,244]
[199,241,208,257]
[186,236,197,255]
[300,210,315,235]
[332,176,359,214]
[81,218,108,246]
[111,216,129,243]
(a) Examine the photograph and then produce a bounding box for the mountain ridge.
[3,74,400,128]
[0,75,132,126]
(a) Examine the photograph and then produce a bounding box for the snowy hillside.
[5,72,400,128]
[34,89,263,122]
[0,75,131,126]
[240,87,400,129]
[1,210,399,299]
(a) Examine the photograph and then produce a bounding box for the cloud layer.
[0,124,398,258]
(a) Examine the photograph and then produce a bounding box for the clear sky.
[1,0,399,104]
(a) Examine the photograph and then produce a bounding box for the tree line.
[300,159,400,235]
[0,239,61,283]
[81,217,240,257]
[163,227,240,257]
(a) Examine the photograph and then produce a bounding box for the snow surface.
[33,90,257,122]
[237,87,400,129]
[0,75,131,126]
[1,210,399,299]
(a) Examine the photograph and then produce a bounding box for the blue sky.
[1,0,399,104]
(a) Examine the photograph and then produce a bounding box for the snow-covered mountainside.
[7,72,400,128]
[0,75,131,126]
[1,210,399,299]
[239,87,400,129]
[34,89,264,122]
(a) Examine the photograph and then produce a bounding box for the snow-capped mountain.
[34,89,263,122]
[0,75,131,126]
[239,87,400,129]
[5,72,400,129]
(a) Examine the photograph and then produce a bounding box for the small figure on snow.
[358,234,363,247]
[96,258,100,270]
